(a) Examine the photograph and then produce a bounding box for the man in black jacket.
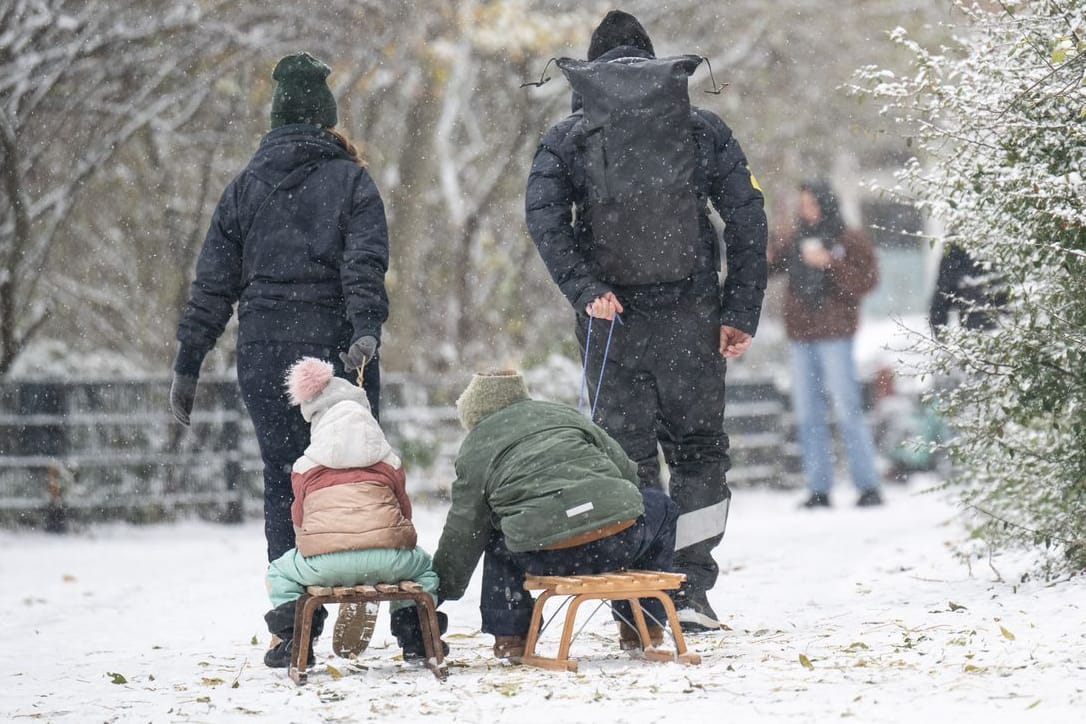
[525,11,767,632]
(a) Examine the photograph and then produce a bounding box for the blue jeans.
[479,488,678,636]
[790,337,880,494]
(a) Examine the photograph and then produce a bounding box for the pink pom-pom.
[285,357,334,406]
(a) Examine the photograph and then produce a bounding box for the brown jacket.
[290,399,417,557]
[768,227,878,341]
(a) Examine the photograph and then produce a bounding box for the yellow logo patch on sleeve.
[747,166,763,193]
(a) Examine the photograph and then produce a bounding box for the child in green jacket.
[433,370,678,659]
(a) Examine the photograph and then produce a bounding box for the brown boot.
[617,622,665,651]
[493,634,527,660]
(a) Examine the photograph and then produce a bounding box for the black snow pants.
[237,340,381,562]
[577,286,731,595]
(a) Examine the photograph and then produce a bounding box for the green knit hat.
[456,370,530,431]
[270,52,337,129]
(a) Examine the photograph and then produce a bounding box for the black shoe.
[263,638,315,669]
[672,588,723,633]
[393,608,449,662]
[263,601,324,669]
[404,639,451,663]
[800,492,831,508]
[856,489,884,507]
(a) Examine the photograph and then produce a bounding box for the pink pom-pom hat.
[286,357,334,406]
[285,356,371,423]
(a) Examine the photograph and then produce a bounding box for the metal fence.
[0,375,798,530]
[1,377,257,528]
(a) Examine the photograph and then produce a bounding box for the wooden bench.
[519,570,702,672]
[289,581,447,684]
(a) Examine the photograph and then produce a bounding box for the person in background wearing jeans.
[768,180,884,508]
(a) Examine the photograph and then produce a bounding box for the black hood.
[797,179,846,240]
[249,124,351,185]
[588,10,655,61]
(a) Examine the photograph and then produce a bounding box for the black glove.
[339,335,378,372]
[169,373,198,426]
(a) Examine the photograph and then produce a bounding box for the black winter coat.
[928,244,1003,333]
[175,125,389,376]
[524,46,767,334]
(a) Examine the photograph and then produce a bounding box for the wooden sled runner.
[519,570,702,672]
[289,581,447,684]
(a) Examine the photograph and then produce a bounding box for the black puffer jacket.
[928,244,1004,332]
[524,46,767,334]
[175,125,389,376]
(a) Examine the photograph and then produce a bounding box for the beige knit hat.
[456,370,530,431]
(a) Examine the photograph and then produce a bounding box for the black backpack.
[556,55,705,286]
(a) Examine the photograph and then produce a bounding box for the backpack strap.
[241,161,321,244]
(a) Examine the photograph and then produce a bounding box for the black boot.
[263,600,328,669]
[800,492,831,509]
[856,489,884,507]
[390,605,449,662]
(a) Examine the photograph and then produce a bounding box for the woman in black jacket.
[169,52,390,564]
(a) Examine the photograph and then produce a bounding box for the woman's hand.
[340,335,378,371]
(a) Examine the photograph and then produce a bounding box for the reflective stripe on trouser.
[578,289,731,594]
[669,460,731,593]
[675,496,731,551]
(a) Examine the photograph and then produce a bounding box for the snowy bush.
[855,1,1086,573]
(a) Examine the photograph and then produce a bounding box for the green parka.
[433,399,644,602]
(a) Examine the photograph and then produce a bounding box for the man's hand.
[169,373,198,426]
[340,335,378,371]
[585,292,624,320]
[719,326,752,359]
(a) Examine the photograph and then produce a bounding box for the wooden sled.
[519,570,702,672]
[289,581,447,684]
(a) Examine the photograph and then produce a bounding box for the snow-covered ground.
[3,478,1083,724]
